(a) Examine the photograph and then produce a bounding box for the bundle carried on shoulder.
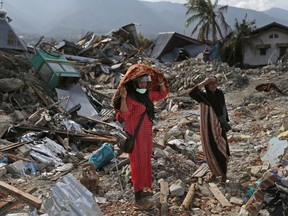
[111,63,168,109]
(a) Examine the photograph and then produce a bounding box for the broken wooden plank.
[0,142,29,152]
[0,126,9,139]
[47,123,70,150]
[31,85,49,106]
[192,163,209,178]
[152,140,165,150]
[181,183,196,210]
[12,98,24,111]
[0,52,14,62]
[159,179,169,204]
[15,125,117,143]
[82,128,112,136]
[50,159,88,181]
[208,183,232,207]
[77,114,117,129]
[197,177,203,185]
[76,136,117,143]
[0,187,37,215]
[90,88,112,100]
[0,181,42,209]
[3,153,34,163]
[104,158,130,173]
[50,167,74,181]
[31,85,65,113]
[159,179,169,216]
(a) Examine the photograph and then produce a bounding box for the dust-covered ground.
[97,63,288,215]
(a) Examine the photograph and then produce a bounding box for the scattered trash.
[89,143,117,169]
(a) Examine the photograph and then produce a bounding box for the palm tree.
[221,14,257,67]
[185,0,231,43]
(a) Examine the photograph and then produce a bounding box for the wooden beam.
[50,159,87,181]
[104,158,130,173]
[3,153,34,163]
[0,126,9,139]
[0,142,28,152]
[208,183,232,207]
[31,85,49,106]
[75,136,117,143]
[181,183,196,210]
[77,114,117,129]
[197,177,203,185]
[192,163,209,178]
[0,181,42,209]
[47,123,70,150]
[50,167,74,181]
[159,179,169,216]
[0,187,37,215]
[31,85,65,113]
[15,125,117,143]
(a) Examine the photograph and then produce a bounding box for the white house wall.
[243,29,288,66]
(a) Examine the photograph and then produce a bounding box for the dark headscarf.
[204,85,225,116]
[203,84,229,122]
[112,64,168,110]
[115,80,155,120]
[127,81,155,120]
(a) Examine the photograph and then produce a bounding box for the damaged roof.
[150,32,202,59]
[0,7,27,51]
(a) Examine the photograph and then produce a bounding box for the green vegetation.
[184,0,231,44]
[220,14,257,67]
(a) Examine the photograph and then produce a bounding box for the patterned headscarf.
[112,64,168,109]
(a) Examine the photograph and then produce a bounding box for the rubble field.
[1,47,288,216]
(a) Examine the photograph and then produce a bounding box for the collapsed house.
[149,32,221,63]
[0,2,26,52]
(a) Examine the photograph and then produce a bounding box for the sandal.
[207,173,217,181]
[217,176,227,186]
[141,191,153,198]
[134,198,155,210]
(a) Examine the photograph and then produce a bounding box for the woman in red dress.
[115,64,169,210]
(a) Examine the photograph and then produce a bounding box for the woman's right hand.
[198,76,216,89]
[120,87,127,98]
[203,76,216,85]
[119,86,128,112]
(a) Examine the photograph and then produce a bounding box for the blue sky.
[143,0,288,11]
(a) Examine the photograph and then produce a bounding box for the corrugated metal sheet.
[150,32,174,59]
[56,83,100,120]
[44,173,103,216]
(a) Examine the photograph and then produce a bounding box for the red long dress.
[116,89,169,192]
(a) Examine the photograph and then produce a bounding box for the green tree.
[221,14,257,67]
[184,0,231,43]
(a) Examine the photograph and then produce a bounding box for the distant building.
[0,2,27,52]
[243,22,288,66]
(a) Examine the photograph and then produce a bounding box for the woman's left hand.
[120,87,127,98]
[158,73,164,84]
